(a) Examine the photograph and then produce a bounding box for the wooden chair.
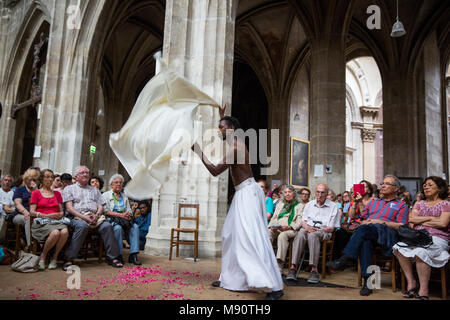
[81,229,104,262]
[295,232,335,280]
[357,250,398,292]
[400,263,448,300]
[169,204,199,262]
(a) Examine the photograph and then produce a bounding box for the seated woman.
[30,169,69,270]
[393,176,450,300]
[13,168,40,247]
[332,180,374,260]
[102,174,142,265]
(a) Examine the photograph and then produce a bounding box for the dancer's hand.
[219,103,227,118]
[191,142,201,155]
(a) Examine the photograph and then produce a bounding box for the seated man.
[327,174,409,296]
[136,200,152,250]
[0,175,14,240]
[268,185,304,272]
[286,184,340,283]
[62,166,123,270]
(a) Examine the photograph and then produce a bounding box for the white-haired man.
[62,166,122,270]
[0,174,14,240]
[286,183,340,283]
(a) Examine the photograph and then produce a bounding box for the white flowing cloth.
[219,177,284,292]
[109,54,219,200]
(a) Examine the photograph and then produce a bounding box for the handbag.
[396,224,433,248]
[11,250,40,273]
[109,215,134,230]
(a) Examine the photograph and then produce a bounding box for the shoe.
[38,260,46,270]
[286,269,297,281]
[62,260,74,271]
[402,287,418,299]
[212,281,221,287]
[128,254,142,265]
[264,290,284,300]
[48,259,58,270]
[307,271,320,284]
[117,255,124,264]
[359,285,373,296]
[107,258,124,268]
[327,257,348,271]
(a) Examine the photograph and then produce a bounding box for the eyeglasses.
[301,193,310,196]
[380,182,395,186]
[316,191,327,194]
[422,183,436,188]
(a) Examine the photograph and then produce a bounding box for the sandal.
[402,288,418,298]
[107,258,123,268]
[62,260,74,271]
[415,295,429,300]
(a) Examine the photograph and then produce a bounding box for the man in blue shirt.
[136,200,152,250]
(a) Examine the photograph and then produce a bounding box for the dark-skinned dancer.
[191,104,284,300]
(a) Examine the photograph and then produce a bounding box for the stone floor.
[0,251,446,300]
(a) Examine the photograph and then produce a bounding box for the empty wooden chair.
[169,204,199,262]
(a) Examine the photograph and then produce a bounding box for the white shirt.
[302,199,340,229]
[0,188,14,215]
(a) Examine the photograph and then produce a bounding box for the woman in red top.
[30,169,69,270]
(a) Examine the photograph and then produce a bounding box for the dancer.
[191,104,284,300]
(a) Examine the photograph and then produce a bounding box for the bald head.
[315,184,328,205]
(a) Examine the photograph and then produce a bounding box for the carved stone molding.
[361,128,377,142]
[4,0,21,9]
[360,106,379,119]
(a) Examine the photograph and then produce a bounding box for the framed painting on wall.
[290,137,310,189]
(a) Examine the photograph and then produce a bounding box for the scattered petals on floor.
[0,265,223,300]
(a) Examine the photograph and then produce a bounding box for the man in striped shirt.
[327,175,409,296]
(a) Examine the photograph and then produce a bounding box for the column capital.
[359,106,379,119]
[361,128,377,142]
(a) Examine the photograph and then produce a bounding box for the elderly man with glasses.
[327,174,409,296]
[62,166,123,270]
[286,184,340,283]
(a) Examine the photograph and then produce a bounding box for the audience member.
[327,175,409,296]
[1,175,15,218]
[136,200,152,250]
[29,169,69,270]
[102,174,141,265]
[62,166,122,270]
[51,174,63,191]
[258,179,274,222]
[13,168,40,246]
[271,187,281,207]
[286,184,340,283]
[327,189,343,221]
[393,176,449,300]
[413,191,424,206]
[90,176,104,191]
[333,180,374,260]
[298,187,311,205]
[268,185,304,273]
[60,173,73,189]
[342,191,351,216]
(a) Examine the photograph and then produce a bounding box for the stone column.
[360,106,379,183]
[145,0,237,258]
[309,35,346,193]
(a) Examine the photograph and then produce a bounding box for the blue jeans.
[343,224,379,278]
[112,223,140,255]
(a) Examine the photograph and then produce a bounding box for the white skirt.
[393,236,450,268]
[219,177,284,292]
